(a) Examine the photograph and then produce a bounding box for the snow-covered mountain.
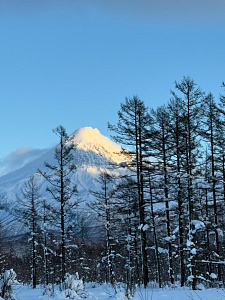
[0,127,128,237]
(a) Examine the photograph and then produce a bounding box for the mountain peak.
[68,127,124,166]
[69,127,118,149]
[70,127,103,144]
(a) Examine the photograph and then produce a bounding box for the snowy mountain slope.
[0,127,126,198]
[0,127,128,237]
[68,127,125,166]
[0,147,55,188]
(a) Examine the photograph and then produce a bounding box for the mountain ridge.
[0,127,124,184]
[0,127,128,236]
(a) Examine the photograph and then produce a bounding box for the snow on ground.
[12,283,225,300]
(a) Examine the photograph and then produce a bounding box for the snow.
[138,224,143,230]
[190,248,197,255]
[191,220,205,230]
[186,240,195,247]
[149,246,168,254]
[210,273,217,279]
[0,127,129,236]
[164,235,175,242]
[11,283,225,300]
[142,224,149,231]
[68,127,125,165]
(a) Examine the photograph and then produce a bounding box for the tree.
[151,106,174,285]
[38,125,78,284]
[171,77,203,289]
[89,170,117,285]
[108,96,152,287]
[39,198,53,287]
[16,175,41,288]
[114,176,139,297]
[146,169,162,288]
[167,97,188,287]
[200,93,222,280]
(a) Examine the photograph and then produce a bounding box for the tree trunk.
[149,173,162,288]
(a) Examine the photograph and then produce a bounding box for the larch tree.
[16,175,41,288]
[89,170,117,285]
[146,169,162,287]
[114,176,139,297]
[167,97,188,287]
[38,125,78,285]
[108,96,152,287]
[200,93,222,280]
[172,77,203,289]
[217,90,225,208]
[151,105,175,285]
[39,198,53,287]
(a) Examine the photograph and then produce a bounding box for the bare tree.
[16,175,41,288]
[89,170,116,285]
[108,96,152,287]
[38,125,78,284]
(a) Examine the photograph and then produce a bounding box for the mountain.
[68,127,126,166]
[0,127,128,237]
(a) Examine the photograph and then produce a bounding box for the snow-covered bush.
[115,292,127,300]
[64,273,88,299]
[43,284,55,297]
[0,269,17,300]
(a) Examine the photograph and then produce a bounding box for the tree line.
[104,76,225,292]
[1,76,225,294]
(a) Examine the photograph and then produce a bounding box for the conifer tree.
[40,198,52,287]
[218,89,225,205]
[89,170,116,285]
[151,106,174,284]
[114,176,139,296]
[16,175,41,288]
[171,77,203,289]
[108,96,151,287]
[200,93,222,280]
[167,97,188,286]
[38,125,78,284]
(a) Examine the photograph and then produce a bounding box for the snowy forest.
[1,76,225,299]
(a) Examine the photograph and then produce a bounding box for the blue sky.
[0,0,225,175]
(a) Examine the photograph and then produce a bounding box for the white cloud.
[0,147,48,177]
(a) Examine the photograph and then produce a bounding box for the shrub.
[0,269,17,300]
[64,273,88,299]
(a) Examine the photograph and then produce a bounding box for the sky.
[0,0,225,175]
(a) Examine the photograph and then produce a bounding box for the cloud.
[0,147,48,177]
[1,0,224,23]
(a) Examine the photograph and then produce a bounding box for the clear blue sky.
[0,0,225,174]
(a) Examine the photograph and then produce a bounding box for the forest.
[1,76,225,298]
